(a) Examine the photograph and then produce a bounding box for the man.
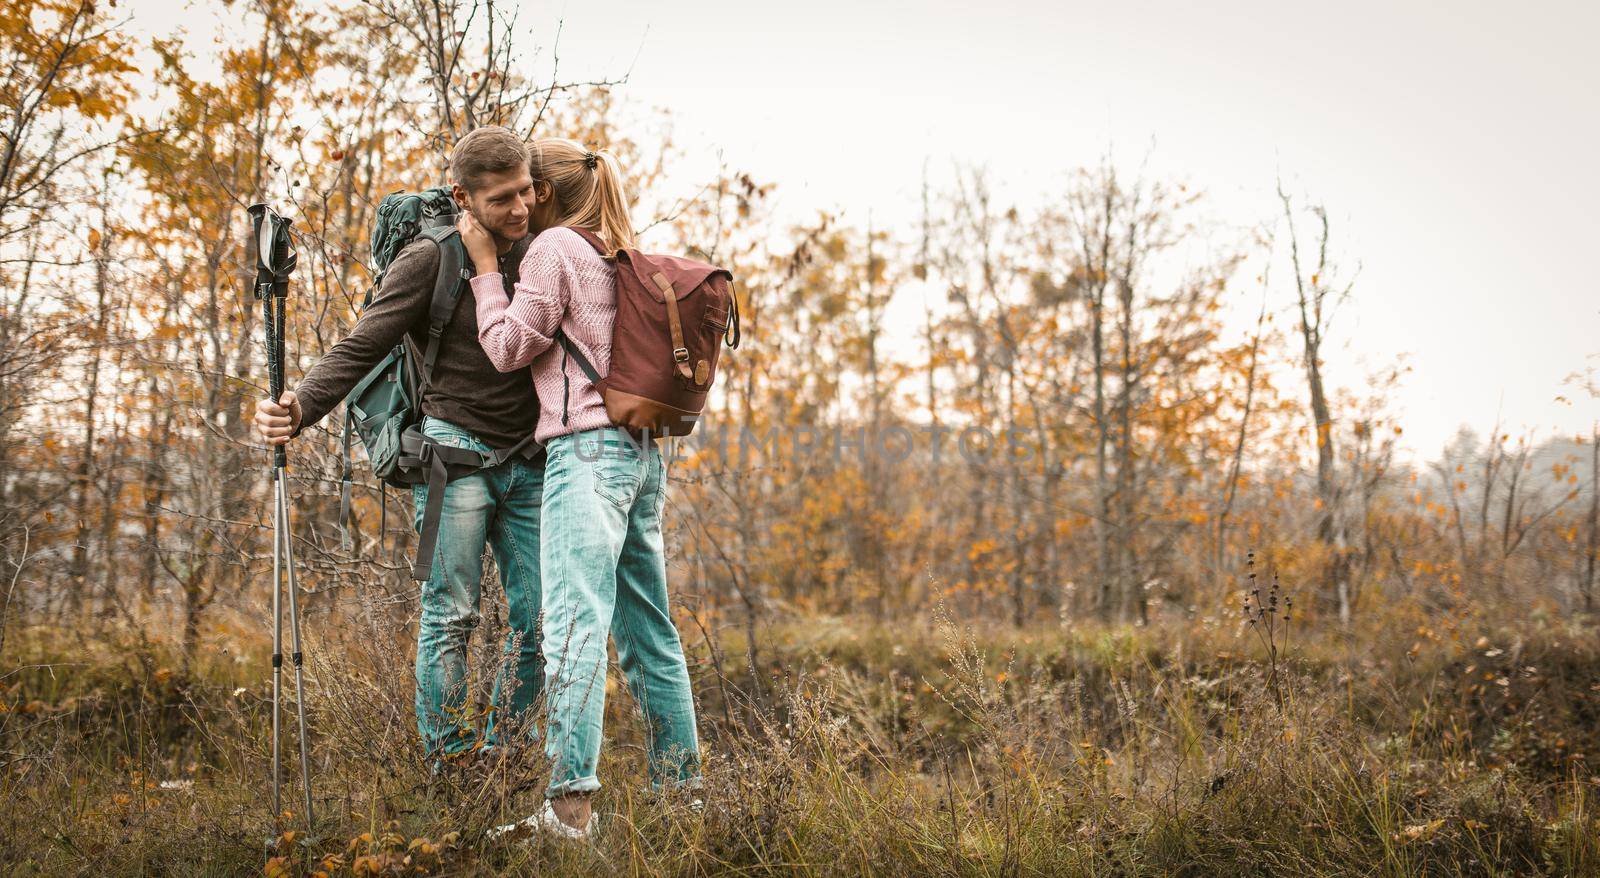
[254,126,544,764]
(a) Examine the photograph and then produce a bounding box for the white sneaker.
[488,799,597,841]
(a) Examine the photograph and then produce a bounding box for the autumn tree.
[1034,161,1249,623]
[1278,182,1359,623]
[0,0,136,576]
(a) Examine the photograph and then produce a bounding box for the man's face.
[455,166,535,245]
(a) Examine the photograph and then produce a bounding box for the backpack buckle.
[673,347,689,363]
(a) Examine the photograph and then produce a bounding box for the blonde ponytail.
[529,137,637,255]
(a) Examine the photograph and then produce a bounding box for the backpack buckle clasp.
[673,347,689,363]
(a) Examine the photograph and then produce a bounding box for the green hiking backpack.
[343,187,456,489]
[339,187,538,580]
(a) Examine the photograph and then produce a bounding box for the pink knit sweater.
[471,226,616,443]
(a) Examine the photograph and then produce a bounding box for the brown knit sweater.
[292,236,540,449]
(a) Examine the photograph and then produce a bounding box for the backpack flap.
[620,252,732,382]
[618,251,726,305]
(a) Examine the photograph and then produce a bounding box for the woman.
[457,137,702,839]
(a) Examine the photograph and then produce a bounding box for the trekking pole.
[249,202,315,828]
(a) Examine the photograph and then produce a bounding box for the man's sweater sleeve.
[291,241,438,436]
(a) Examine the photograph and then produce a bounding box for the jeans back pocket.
[594,463,642,511]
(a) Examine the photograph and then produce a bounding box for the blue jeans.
[540,427,701,798]
[411,415,544,758]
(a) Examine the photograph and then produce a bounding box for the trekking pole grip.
[249,202,295,471]
[264,295,287,469]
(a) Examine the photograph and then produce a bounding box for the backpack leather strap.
[651,271,695,381]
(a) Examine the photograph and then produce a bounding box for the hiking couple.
[253,127,704,839]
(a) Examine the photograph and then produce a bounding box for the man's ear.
[451,183,470,212]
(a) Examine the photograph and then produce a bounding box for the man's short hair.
[449,127,530,192]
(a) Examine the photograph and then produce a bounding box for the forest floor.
[2,603,1599,876]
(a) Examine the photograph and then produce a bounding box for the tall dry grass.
[2,592,1598,876]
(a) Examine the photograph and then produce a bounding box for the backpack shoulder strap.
[554,329,603,384]
[560,225,610,258]
[415,225,468,391]
[550,226,610,383]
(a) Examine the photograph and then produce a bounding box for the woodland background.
[3,1,1599,875]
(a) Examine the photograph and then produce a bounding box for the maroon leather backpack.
[554,227,741,436]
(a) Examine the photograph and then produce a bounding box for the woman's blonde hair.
[529,137,636,254]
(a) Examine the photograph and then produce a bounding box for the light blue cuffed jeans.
[411,415,545,759]
[540,426,702,798]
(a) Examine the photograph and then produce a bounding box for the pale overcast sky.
[132,0,1600,459]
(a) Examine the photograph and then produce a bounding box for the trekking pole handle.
[249,203,296,469]
[265,295,287,469]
